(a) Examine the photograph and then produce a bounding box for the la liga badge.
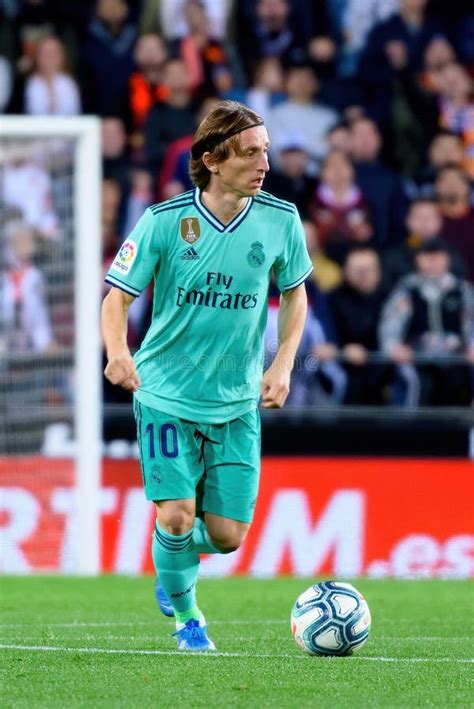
[111,239,138,274]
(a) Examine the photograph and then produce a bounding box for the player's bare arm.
[101,286,141,392]
[261,283,307,409]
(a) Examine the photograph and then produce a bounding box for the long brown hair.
[189,100,264,190]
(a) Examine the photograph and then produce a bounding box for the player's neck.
[200,187,249,226]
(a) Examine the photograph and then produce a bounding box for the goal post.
[0,116,102,575]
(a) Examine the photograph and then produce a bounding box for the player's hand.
[261,364,291,409]
[343,343,368,366]
[390,343,413,364]
[104,350,141,392]
[313,343,338,362]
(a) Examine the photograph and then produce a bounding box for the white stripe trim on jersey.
[194,187,253,233]
[105,274,141,297]
[281,265,314,292]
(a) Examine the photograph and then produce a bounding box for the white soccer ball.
[291,581,371,656]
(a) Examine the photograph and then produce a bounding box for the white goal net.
[0,117,101,574]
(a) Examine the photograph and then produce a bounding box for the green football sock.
[174,605,203,625]
[192,517,222,554]
[152,523,200,614]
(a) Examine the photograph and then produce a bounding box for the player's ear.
[202,152,219,174]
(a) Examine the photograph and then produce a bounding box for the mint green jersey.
[105,187,313,422]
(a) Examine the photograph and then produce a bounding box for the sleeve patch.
[110,239,138,275]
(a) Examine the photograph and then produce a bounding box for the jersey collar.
[193,187,254,233]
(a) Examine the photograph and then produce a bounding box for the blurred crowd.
[1,0,473,408]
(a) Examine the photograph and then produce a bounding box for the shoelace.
[173,620,203,639]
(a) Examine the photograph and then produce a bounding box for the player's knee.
[158,508,194,535]
[209,528,248,553]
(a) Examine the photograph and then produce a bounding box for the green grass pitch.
[1,576,473,707]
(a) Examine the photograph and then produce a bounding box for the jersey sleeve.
[273,209,313,292]
[105,208,161,297]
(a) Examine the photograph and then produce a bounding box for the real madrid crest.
[180,217,201,244]
[247,241,265,267]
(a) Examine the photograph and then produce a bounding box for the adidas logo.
[180,247,200,261]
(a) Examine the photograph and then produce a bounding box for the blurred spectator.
[234,0,312,80]
[245,57,286,122]
[24,35,81,116]
[265,278,346,405]
[144,58,196,170]
[169,0,233,100]
[388,36,458,174]
[326,0,399,78]
[379,238,474,406]
[264,135,315,218]
[311,150,373,266]
[326,123,351,154]
[101,117,130,221]
[358,0,444,124]
[101,176,145,402]
[396,60,474,179]
[102,177,122,286]
[423,0,474,63]
[418,36,457,91]
[81,0,136,119]
[382,198,466,291]
[266,64,338,174]
[156,95,220,199]
[3,157,59,239]
[328,247,391,404]
[123,169,154,236]
[128,33,168,162]
[305,219,343,293]
[349,117,408,246]
[140,0,231,41]
[404,130,467,200]
[1,220,55,354]
[435,166,474,281]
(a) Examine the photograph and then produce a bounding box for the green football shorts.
[133,400,261,523]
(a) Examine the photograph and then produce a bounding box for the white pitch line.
[0,644,473,664]
[1,622,472,643]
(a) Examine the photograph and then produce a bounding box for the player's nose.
[258,151,270,172]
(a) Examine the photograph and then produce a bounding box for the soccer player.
[101,100,312,651]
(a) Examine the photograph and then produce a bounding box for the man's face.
[416,251,450,279]
[101,118,126,158]
[279,148,308,178]
[321,152,353,188]
[435,169,470,204]
[134,34,167,69]
[286,68,317,102]
[406,203,442,238]
[344,251,381,294]
[211,125,270,197]
[350,120,381,162]
[429,135,464,169]
[327,127,350,153]
[257,0,289,31]
[401,0,427,13]
[437,63,472,100]
[96,0,127,24]
[163,60,190,92]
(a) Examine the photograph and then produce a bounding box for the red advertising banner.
[1,457,473,577]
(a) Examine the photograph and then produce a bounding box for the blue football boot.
[154,578,174,617]
[173,618,216,651]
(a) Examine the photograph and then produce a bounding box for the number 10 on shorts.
[144,422,179,459]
